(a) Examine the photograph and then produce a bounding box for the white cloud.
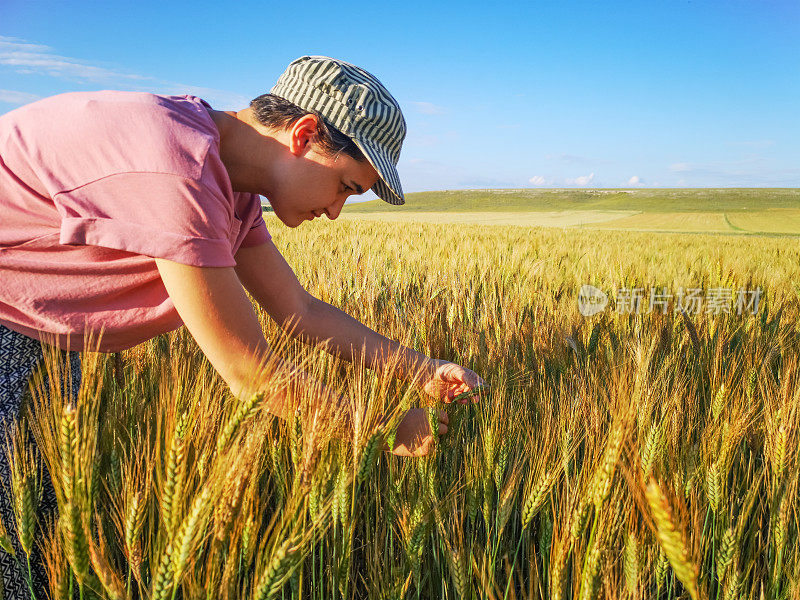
[628,175,642,185]
[528,175,546,185]
[0,36,51,53]
[565,172,595,186]
[669,162,691,173]
[0,36,248,110]
[0,36,147,82]
[0,89,41,105]
[411,101,446,115]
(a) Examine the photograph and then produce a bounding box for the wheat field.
[6,219,800,600]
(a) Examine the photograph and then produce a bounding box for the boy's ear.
[288,114,320,156]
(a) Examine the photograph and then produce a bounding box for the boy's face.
[266,115,381,228]
[270,146,380,228]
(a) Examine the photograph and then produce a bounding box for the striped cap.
[270,56,406,205]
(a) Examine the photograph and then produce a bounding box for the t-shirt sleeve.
[54,171,239,267]
[239,196,271,248]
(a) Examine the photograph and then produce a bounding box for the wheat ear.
[252,535,304,600]
[644,479,699,600]
[59,405,90,586]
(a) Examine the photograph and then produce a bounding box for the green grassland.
[346,188,800,213]
[338,188,800,235]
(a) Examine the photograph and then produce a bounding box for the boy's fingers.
[466,373,482,388]
[452,366,483,388]
[417,437,433,457]
[438,423,448,436]
[450,384,488,404]
[438,409,449,424]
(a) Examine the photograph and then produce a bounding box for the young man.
[0,56,484,597]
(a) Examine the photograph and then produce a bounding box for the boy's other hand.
[388,408,448,457]
[420,359,486,404]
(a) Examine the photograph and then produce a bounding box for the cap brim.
[352,137,405,205]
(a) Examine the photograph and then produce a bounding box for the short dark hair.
[250,93,366,163]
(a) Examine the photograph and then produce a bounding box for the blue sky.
[2,0,798,196]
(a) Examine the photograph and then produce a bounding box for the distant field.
[332,188,800,235]
[724,208,800,233]
[345,188,800,213]
[591,211,732,233]
[337,210,638,228]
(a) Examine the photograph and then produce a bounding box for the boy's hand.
[388,408,448,457]
[420,359,486,404]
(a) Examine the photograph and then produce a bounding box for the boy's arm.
[156,254,446,455]
[154,257,315,418]
[234,240,431,377]
[234,241,484,400]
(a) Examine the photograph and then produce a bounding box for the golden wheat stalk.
[8,432,40,559]
[161,411,189,537]
[217,392,267,453]
[86,517,126,600]
[578,513,611,600]
[41,525,71,600]
[591,416,627,510]
[124,488,147,571]
[58,404,91,587]
[522,469,557,529]
[252,534,304,600]
[715,526,736,583]
[623,527,640,597]
[355,427,384,485]
[644,479,700,600]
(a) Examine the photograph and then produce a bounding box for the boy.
[0,56,484,597]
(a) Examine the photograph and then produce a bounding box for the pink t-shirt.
[0,91,270,352]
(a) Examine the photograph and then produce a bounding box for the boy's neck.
[204,107,282,197]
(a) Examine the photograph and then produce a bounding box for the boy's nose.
[326,196,346,220]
